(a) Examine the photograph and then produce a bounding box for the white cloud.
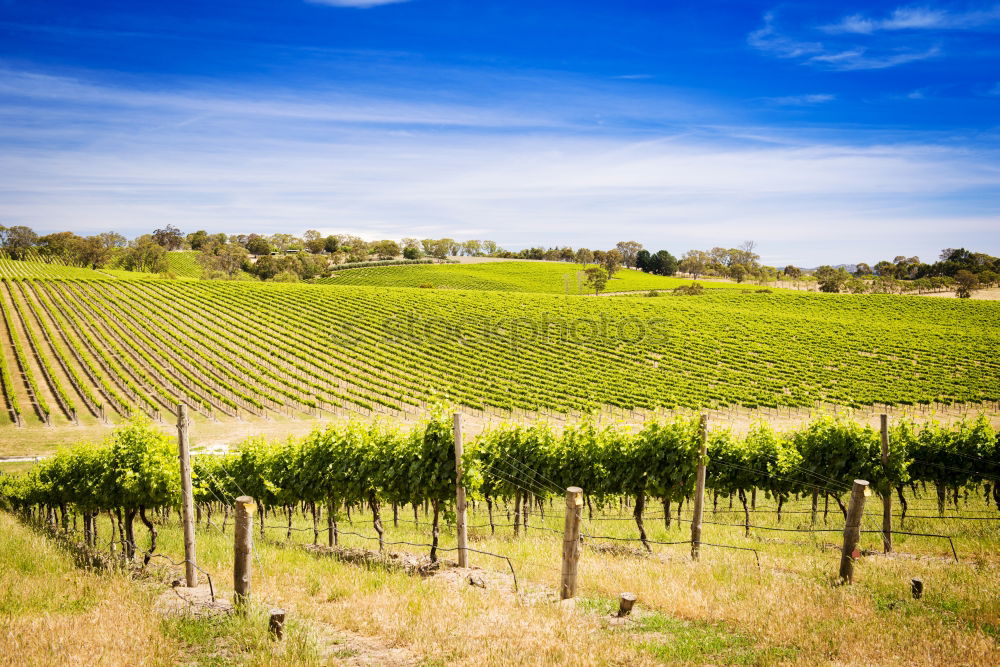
[749,9,945,70]
[809,45,941,70]
[823,5,1000,34]
[307,0,410,8]
[747,13,824,59]
[765,93,835,106]
[0,67,997,265]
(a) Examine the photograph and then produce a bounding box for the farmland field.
[314,260,763,294]
[0,270,997,441]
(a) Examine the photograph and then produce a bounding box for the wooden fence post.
[269,608,286,639]
[911,578,923,599]
[560,486,584,600]
[880,414,892,554]
[838,480,869,584]
[617,592,637,617]
[454,412,468,568]
[177,403,198,588]
[691,414,708,560]
[234,495,255,607]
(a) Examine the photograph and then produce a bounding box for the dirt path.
[919,287,1000,301]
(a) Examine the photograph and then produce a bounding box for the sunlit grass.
[45,484,999,664]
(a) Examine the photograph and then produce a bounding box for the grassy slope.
[315,260,763,294]
[14,485,994,665]
[0,512,179,664]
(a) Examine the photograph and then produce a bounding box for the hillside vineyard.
[0,274,997,426]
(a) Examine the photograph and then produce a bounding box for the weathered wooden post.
[234,495,255,607]
[560,486,584,600]
[177,403,198,587]
[911,578,923,599]
[454,412,468,568]
[691,414,708,560]
[880,415,892,554]
[839,480,869,584]
[617,592,637,617]
[269,608,286,639]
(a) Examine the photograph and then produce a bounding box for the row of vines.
[1,273,999,426]
[2,412,997,560]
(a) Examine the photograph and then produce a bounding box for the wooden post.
[691,414,708,560]
[880,414,892,554]
[177,404,198,588]
[838,480,869,584]
[617,592,637,617]
[269,608,286,639]
[234,495,255,607]
[559,486,584,600]
[911,578,923,599]
[454,412,468,568]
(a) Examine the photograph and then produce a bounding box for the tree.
[324,235,339,253]
[244,234,271,256]
[955,270,979,298]
[854,262,871,277]
[120,237,168,273]
[615,241,643,268]
[728,264,748,283]
[78,236,111,269]
[584,266,608,295]
[372,240,401,260]
[635,249,651,271]
[783,265,802,280]
[269,233,300,253]
[151,225,184,250]
[429,239,453,260]
[481,240,500,256]
[873,260,895,277]
[733,240,760,268]
[678,250,709,279]
[1,225,39,259]
[198,243,249,278]
[95,232,127,250]
[814,265,850,293]
[403,246,421,260]
[186,230,210,250]
[574,247,594,266]
[646,250,677,276]
[602,249,623,280]
[462,240,482,257]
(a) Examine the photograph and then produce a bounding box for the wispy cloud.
[822,5,1000,34]
[747,13,824,59]
[764,93,835,106]
[810,45,941,70]
[306,0,410,8]
[750,8,948,70]
[1,66,997,264]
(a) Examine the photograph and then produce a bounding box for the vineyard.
[313,261,758,293]
[2,413,999,663]
[0,272,997,434]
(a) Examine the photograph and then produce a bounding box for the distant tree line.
[4,221,994,295]
[810,249,999,298]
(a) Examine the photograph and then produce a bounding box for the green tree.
[584,266,608,295]
[152,225,184,250]
[955,270,979,298]
[244,234,271,256]
[814,265,850,293]
[602,249,623,280]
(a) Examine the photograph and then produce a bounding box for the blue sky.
[1,0,998,265]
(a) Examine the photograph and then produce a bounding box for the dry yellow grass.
[3,483,999,665]
[0,512,179,666]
